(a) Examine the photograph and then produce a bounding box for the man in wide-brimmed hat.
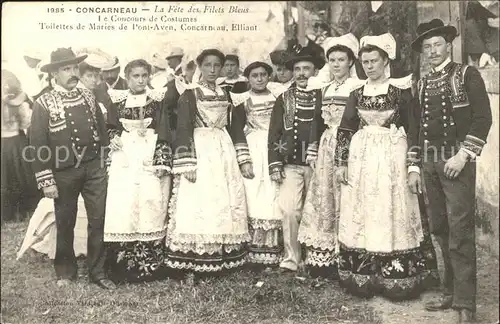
[77,53,114,122]
[30,47,116,290]
[407,19,492,323]
[98,55,128,91]
[268,45,325,273]
[166,47,185,77]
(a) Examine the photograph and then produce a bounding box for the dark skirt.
[338,195,439,301]
[1,133,39,222]
[106,238,169,283]
[304,247,340,279]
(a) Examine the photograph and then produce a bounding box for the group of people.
[2,17,492,324]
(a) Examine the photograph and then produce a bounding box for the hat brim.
[166,54,184,60]
[101,63,120,72]
[40,54,88,73]
[4,92,27,106]
[151,57,169,70]
[411,25,457,52]
[285,55,325,70]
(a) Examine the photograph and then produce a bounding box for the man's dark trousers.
[53,158,107,282]
[422,151,477,312]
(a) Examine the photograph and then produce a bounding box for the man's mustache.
[296,76,307,80]
[69,76,79,82]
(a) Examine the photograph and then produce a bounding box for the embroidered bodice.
[321,78,363,128]
[355,84,404,128]
[108,88,168,138]
[115,96,158,126]
[193,84,230,129]
[243,92,276,134]
[107,88,172,170]
[334,83,412,166]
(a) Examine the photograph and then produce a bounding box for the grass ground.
[1,220,498,324]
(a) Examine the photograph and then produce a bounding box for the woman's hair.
[124,59,152,78]
[358,45,389,61]
[243,61,273,78]
[224,54,240,66]
[326,45,356,65]
[196,49,225,66]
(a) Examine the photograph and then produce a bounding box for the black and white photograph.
[1,1,498,323]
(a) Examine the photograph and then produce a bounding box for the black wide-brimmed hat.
[243,61,273,78]
[40,48,88,73]
[411,19,458,52]
[284,44,325,70]
[269,50,294,66]
[196,49,225,66]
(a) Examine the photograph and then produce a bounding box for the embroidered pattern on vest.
[283,89,296,131]
[39,92,65,133]
[449,64,470,109]
[78,89,101,142]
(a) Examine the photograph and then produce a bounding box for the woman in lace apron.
[165,49,249,276]
[298,40,363,279]
[334,35,437,300]
[230,61,283,269]
[104,59,173,283]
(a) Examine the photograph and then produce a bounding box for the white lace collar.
[108,87,167,105]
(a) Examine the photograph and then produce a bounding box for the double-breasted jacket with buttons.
[267,86,322,174]
[407,61,492,166]
[30,87,109,189]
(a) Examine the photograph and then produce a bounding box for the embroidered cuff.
[108,128,121,140]
[172,158,197,174]
[306,142,319,160]
[35,169,56,190]
[408,166,420,174]
[459,147,477,161]
[463,135,486,156]
[234,143,252,166]
[153,142,173,168]
[269,161,283,175]
[105,154,112,167]
[334,158,348,167]
[406,151,421,167]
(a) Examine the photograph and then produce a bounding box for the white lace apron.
[338,115,424,253]
[166,97,249,256]
[104,118,171,242]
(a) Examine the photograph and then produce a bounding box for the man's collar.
[432,57,452,73]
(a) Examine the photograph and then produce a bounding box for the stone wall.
[476,67,499,257]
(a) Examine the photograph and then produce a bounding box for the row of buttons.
[292,115,300,160]
[424,94,447,101]
[424,139,451,145]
